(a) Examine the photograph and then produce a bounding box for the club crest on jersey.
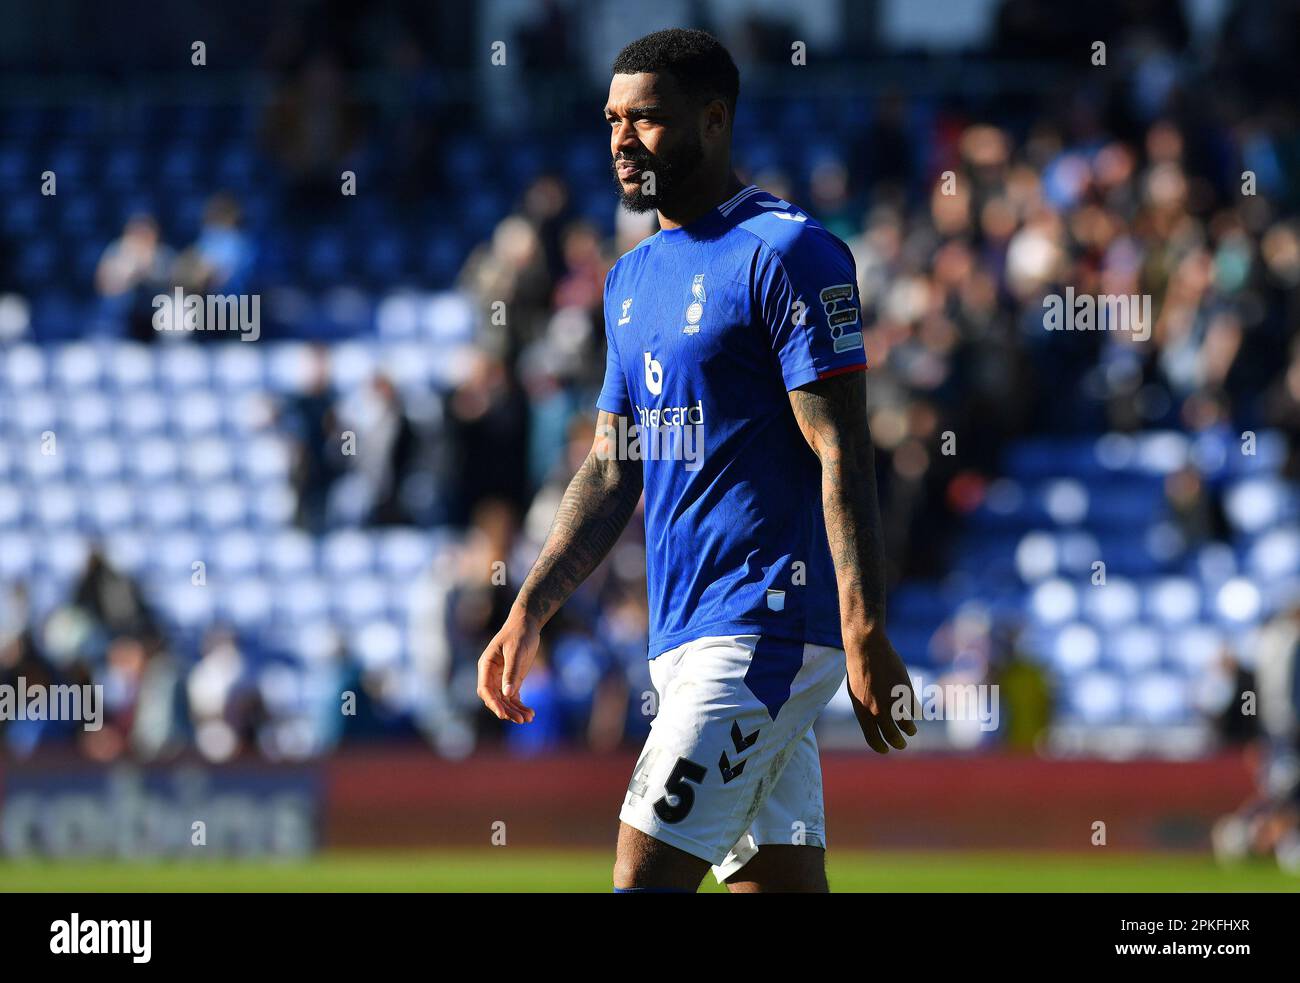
[820,283,863,353]
[683,274,706,334]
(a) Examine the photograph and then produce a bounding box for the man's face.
[605,72,705,214]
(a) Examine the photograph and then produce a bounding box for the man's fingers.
[498,639,538,722]
[477,645,523,722]
[475,653,501,714]
[876,709,908,750]
[501,692,535,722]
[897,687,919,737]
[501,642,522,699]
[859,714,890,754]
[476,683,514,722]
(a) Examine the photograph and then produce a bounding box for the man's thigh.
[724,845,827,893]
[613,822,710,892]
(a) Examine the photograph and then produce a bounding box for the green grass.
[1,849,1297,892]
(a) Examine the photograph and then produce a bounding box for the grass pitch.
[1,849,1296,892]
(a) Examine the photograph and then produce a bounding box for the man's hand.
[476,605,539,724]
[845,632,918,753]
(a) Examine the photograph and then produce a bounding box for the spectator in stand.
[94,213,175,342]
[281,345,345,533]
[171,192,256,301]
[71,549,162,652]
[339,373,420,526]
[442,350,531,527]
[458,213,553,358]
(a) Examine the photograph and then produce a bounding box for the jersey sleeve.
[756,228,867,391]
[596,268,632,416]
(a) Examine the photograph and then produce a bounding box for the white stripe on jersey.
[718,184,762,216]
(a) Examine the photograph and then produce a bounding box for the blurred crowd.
[3,1,1300,767]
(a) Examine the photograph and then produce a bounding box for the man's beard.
[612,134,705,214]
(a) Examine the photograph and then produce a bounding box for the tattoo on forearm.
[788,374,887,634]
[517,410,643,625]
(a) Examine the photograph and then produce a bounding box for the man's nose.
[612,121,640,156]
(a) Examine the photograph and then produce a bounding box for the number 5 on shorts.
[652,756,707,824]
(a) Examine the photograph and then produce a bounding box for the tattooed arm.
[788,372,918,753]
[477,410,643,723]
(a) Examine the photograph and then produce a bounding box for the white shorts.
[619,634,847,883]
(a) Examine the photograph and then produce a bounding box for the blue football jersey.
[597,185,868,658]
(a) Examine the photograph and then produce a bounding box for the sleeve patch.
[819,283,862,353]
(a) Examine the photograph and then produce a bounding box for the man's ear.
[703,97,729,140]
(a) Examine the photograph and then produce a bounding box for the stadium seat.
[1128,673,1190,726]
[1146,577,1201,627]
[1066,672,1124,724]
[1105,623,1162,675]
[1050,623,1102,675]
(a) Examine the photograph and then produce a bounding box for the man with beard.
[477,28,917,892]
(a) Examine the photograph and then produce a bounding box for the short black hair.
[612,28,739,118]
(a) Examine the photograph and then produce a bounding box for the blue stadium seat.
[321,529,375,579]
[350,619,404,671]
[127,434,179,480]
[1104,623,1162,675]
[1145,576,1202,626]
[1079,576,1140,628]
[105,344,155,391]
[1048,622,1101,675]
[193,481,249,531]
[2,345,46,390]
[1029,578,1078,626]
[0,531,35,580]
[141,482,193,532]
[1128,672,1190,725]
[212,344,266,392]
[1065,671,1124,724]
[277,577,330,623]
[0,483,24,529]
[85,481,133,532]
[182,437,235,484]
[262,529,316,580]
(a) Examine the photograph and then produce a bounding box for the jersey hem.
[816,362,868,381]
[647,621,844,660]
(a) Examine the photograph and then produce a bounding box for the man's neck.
[657,172,746,230]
